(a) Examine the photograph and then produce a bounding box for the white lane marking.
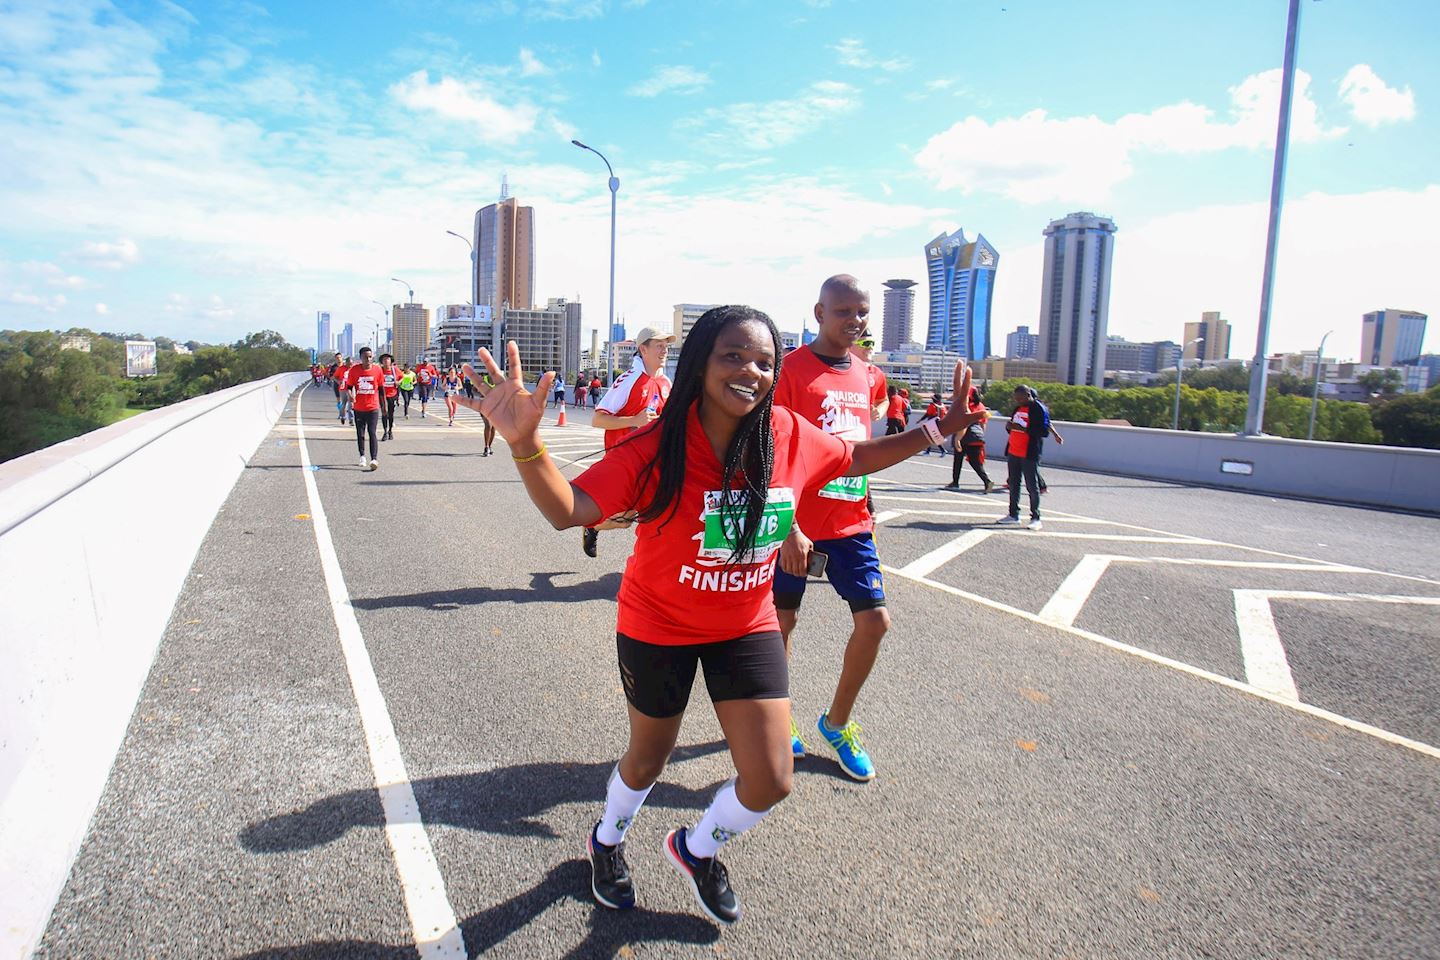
[1232,590,1301,701]
[883,565,1440,761]
[1038,554,1117,627]
[995,531,1198,544]
[872,461,1440,586]
[872,510,905,525]
[897,530,993,579]
[295,394,466,959]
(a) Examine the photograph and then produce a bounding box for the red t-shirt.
[1007,407,1032,458]
[771,345,875,540]
[571,406,852,645]
[597,357,670,450]
[381,367,399,398]
[335,364,351,385]
[345,364,385,412]
[417,366,433,385]
[866,363,887,415]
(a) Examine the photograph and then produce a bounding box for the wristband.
[921,418,944,446]
[512,443,547,463]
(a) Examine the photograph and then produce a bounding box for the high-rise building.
[1184,311,1232,363]
[673,303,717,352]
[1038,211,1117,386]
[563,300,583,377]
[1361,308,1427,366]
[881,279,917,351]
[1005,325,1039,359]
[316,311,332,357]
[924,229,998,360]
[501,299,573,376]
[432,304,499,369]
[474,178,535,319]
[337,323,354,358]
[392,303,430,365]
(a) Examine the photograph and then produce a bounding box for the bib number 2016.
[699,487,796,563]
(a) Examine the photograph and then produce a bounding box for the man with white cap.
[582,325,676,557]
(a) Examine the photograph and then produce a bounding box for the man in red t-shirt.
[770,274,889,781]
[344,347,385,469]
[583,326,676,558]
[415,361,437,418]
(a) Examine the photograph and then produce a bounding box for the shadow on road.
[351,571,623,610]
[231,859,720,960]
[241,741,729,852]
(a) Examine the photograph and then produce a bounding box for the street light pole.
[445,230,477,365]
[1243,0,1303,436]
[370,300,388,353]
[1173,338,1203,431]
[1307,329,1333,440]
[572,139,619,387]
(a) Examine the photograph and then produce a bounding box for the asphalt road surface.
[35,384,1440,959]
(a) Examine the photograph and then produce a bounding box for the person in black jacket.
[998,385,1049,530]
[945,386,993,493]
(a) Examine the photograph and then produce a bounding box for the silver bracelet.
[921,418,944,446]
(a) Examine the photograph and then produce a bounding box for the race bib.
[699,487,795,563]
[819,474,867,502]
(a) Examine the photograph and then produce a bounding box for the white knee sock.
[686,780,770,859]
[596,765,653,846]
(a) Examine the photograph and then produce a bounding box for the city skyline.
[0,1,1436,364]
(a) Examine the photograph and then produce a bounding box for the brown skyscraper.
[474,177,535,318]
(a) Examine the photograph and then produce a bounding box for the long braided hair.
[621,305,783,565]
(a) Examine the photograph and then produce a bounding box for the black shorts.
[616,631,788,719]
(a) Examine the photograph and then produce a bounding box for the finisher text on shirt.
[677,562,778,592]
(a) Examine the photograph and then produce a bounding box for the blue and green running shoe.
[790,716,807,759]
[817,712,875,781]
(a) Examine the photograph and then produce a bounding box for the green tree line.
[0,328,308,462]
[966,377,1440,448]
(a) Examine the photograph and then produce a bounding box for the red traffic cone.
[556,402,567,427]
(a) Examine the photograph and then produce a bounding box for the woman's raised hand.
[462,341,555,452]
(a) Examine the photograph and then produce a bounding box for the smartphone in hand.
[806,550,829,579]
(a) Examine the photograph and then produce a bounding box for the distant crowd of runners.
[309,278,1064,926]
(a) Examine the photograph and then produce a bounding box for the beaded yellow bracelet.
[512,443,547,463]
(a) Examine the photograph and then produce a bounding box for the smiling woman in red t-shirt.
[464,306,982,926]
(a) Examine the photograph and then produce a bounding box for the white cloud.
[20,261,88,288]
[389,70,540,143]
[76,238,141,269]
[627,65,710,97]
[1339,64,1416,127]
[94,302,109,315]
[916,69,1344,204]
[529,0,605,20]
[591,49,602,68]
[518,47,549,77]
[832,37,909,73]
[682,81,858,150]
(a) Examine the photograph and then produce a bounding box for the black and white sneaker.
[664,827,739,925]
[587,822,635,910]
[582,527,599,558]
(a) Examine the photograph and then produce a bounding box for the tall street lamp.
[390,278,417,364]
[370,300,389,353]
[1243,0,1303,436]
[572,138,619,387]
[1307,329,1333,441]
[446,230,478,365]
[1173,338,1203,431]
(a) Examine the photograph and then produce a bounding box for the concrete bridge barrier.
[0,371,309,959]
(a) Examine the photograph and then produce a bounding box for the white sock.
[595,765,653,846]
[686,780,770,859]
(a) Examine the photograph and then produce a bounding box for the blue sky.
[1,0,1435,361]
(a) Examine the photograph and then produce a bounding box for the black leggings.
[399,388,412,416]
[355,409,379,459]
[382,396,397,435]
[953,444,991,486]
[884,417,905,435]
